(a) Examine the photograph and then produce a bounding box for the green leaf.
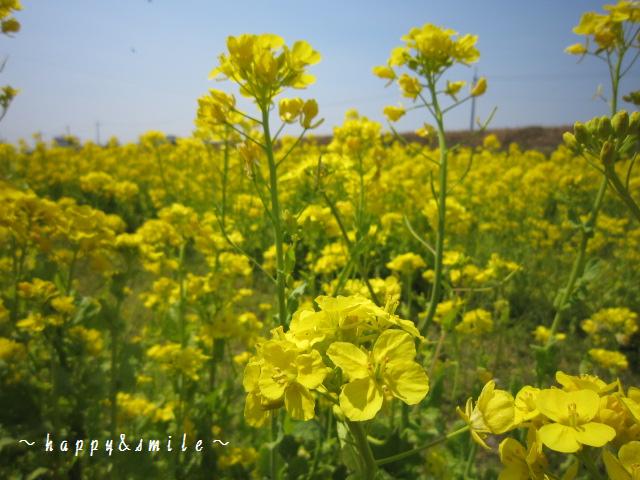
[336,422,360,474]
[0,437,16,451]
[26,467,50,480]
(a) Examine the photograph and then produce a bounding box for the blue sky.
[0,0,637,144]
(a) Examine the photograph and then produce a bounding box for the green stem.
[610,49,622,115]
[270,415,278,479]
[578,450,605,480]
[109,298,122,441]
[108,297,123,480]
[10,239,25,323]
[604,165,640,223]
[155,149,174,203]
[404,272,412,317]
[463,441,477,479]
[547,177,607,343]
[66,248,78,294]
[175,244,187,479]
[221,131,230,229]
[346,421,378,480]
[375,425,469,466]
[178,244,186,347]
[262,106,287,327]
[419,76,448,333]
[321,190,381,304]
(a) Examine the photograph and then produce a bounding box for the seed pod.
[600,140,615,166]
[574,122,589,144]
[611,110,629,137]
[597,115,612,138]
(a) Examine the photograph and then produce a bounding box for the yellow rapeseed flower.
[257,339,329,421]
[383,105,406,122]
[457,380,516,450]
[327,329,429,421]
[602,441,640,480]
[536,388,616,453]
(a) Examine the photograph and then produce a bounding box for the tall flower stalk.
[540,1,640,378]
[373,24,488,333]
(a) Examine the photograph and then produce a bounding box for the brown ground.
[443,125,571,154]
[314,125,572,155]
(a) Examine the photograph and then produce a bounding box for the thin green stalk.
[604,165,640,223]
[321,190,381,305]
[547,176,607,343]
[578,450,605,480]
[221,132,230,229]
[463,441,477,479]
[155,149,173,203]
[376,425,469,466]
[261,106,287,327]
[419,76,448,333]
[178,244,187,347]
[346,421,378,480]
[404,272,412,317]
[175,244,187,479]
[10,239,25,323]
[545,29,625,353]
[109,297,122,441]
[270,415,278,479]
[65,248,78,294]
[109,297,122,480]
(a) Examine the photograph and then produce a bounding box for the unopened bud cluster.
[563,110,640,166]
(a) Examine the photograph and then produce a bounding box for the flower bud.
[470,77,487,97]
[629,111,640,135]
[611,110,629,137]
[301,99,319,128]
[573,122,589,145]
[565,43,587,55]
[586,117,600,134]
[600,140,615,166]
[563,132,579,151]
[372,65,396,81]
[383,105,405,122]
[598,115,612,138]
[279,98,303,123]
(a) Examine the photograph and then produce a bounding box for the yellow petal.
[567,389,600,423]
[574,421,616,448]
[296,350,328,390]
[258,364,287,400]
[565,43,587,55]
[285,383,316,421]
[243,361,261,392]
[602,448,630,480]
[498,438,529,480]
[538,423,580,453]
[537,388,570,424]
[326,342,369,380]
[621,396,640,422]
[385,361,429,405]
[244,392,271,428]
[372,329,415,365]
[339,377,383,421]
[618,440,640,472]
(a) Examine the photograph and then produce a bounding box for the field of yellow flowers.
[1,1,640,479]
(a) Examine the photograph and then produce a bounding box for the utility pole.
[469,68,478,132]
[95,121,101,145]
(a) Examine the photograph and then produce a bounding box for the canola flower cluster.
[458,372,640,479]
[243,295,428,425]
